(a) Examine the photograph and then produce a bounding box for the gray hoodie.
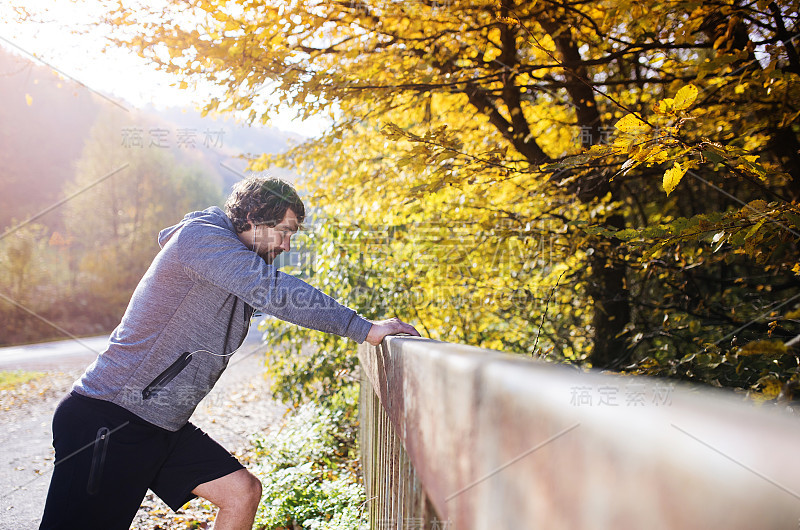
[72,207,372,431]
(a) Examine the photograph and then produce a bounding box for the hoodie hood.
[158,206,234,248]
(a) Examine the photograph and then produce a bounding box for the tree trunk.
[539,15,633,368]
[585,214,631,368]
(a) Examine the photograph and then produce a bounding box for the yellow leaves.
[25,93,33,106]
[647,149,669,166]
[605,87,701,196]
[483,47,501,62]
[785,308,800,319]
[739,340,787,357]
[654,98,673,114]
[663,162,687,196]
[735,154,768,181]
[630,143,662,163]
[746,199,768,214]
[673,84,698,110]
[654,84,698,115]
[614,113,649,134]
[674,11,705,45]
[611,114,653,167]
[596,111,684,181]
[587,144,614,156]
[754,374,782,402]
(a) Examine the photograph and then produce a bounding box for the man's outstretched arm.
[365,318,421,346]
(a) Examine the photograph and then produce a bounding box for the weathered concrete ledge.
[358,336,800,529]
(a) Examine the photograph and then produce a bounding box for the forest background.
[3,0,800,406]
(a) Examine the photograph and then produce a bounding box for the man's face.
[239,208,299,264]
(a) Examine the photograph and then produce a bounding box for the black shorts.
[39,392,244,530]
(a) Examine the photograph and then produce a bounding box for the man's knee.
[238,470,262,508]
[224,469,262,509]
[194,468,262,510]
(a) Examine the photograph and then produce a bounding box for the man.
[40,177,419,529]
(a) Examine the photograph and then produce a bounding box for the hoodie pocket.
[142,352,193,400]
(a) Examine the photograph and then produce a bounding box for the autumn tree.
[107,0,800,399]
[0,222,86,344]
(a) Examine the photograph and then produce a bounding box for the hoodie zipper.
[142,352,193,400]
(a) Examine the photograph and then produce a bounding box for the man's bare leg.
[192,468,262,530]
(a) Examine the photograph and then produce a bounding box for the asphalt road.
[0,336,109,372]
[0,328,268,372]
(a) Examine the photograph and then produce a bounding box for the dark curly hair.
[224,176,306,233]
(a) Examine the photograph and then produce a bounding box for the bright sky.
[0,0,327,137]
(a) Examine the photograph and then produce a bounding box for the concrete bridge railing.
[358,336,800,529]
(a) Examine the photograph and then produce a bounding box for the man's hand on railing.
[365,318,421,346]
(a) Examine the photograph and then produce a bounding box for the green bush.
[251,390,366,530]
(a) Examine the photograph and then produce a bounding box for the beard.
[258,249,282,264]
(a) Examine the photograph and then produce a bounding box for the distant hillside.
[145,105,303,191]
[0,46,99,230]
[0,44,301,233]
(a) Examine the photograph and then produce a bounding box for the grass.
[0,370,47,390]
